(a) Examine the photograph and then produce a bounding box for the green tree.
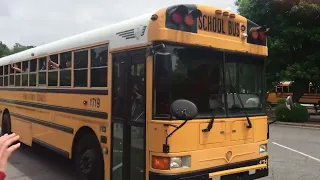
[11,43,35,54]
[235,0,320,102]
[0,42,10,58]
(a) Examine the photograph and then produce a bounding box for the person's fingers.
[0,134,9,143]
[0,133,14,157]
[0,134,20,155]
[2,135,20,148]
[0,133,16,149]
[0,142,20,170]
[4,142,20,157]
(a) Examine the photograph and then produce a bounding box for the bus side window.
[48,54,58,86]
[74,49,88,87]
[38,57,47,86]
[22,61,29,86]
[283,86,289,93]
[9,63,14,86]
[0,66,3,86]
[90,44,108,87]
[14,62,21,86]
[4,65,8,86]
[59,51,72,87]
[276,86,282,93]
[29,59,37,86]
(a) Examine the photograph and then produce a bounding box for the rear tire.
[1,113,12,135]
[75,133,104,180]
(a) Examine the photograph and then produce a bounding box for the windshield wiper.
[202,108,215,132]
[228,84,252,128]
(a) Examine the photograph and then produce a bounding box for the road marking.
[272,142,320,163]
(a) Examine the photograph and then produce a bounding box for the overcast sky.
[0,0,237,48]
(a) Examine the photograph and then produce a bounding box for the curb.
[268,121,320,129]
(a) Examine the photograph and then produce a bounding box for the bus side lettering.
[90,98,100,108]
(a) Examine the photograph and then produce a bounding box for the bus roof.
[0,13,152,66]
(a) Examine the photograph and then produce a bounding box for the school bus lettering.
[198,15,240,37]
[228,20,240,37]
[90,98,100,108]
[22,93,46,102]
[22,93,35,101]
[36,94,46,102]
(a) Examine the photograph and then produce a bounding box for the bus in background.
[0,4,270,180]
[267,81,320,106]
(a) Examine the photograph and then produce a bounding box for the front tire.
[75,133,104,180]
[1,113,11,135]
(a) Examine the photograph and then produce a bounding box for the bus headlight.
[259,144,267,154]
[152,155,191,170]
[170,156,191,169]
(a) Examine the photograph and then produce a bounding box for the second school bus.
[0,4,270,180]
[267,81,320,106]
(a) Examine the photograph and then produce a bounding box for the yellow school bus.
[267,81,320,106]
[0,4,269,180]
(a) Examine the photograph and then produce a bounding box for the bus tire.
[1,112,12,135]
[74,133,104,180]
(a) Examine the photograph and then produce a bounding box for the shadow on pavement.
[7,143,75,180]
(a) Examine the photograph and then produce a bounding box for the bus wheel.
[75,134,104,180]
[1,112,12,135]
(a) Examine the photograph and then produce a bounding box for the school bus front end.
[146,4,269,179]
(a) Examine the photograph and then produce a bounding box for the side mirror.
[170,99,198,120]
[285,96,293,110]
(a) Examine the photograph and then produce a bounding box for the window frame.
[0,66,3,86]
[90,44,108,88]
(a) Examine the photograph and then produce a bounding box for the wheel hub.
[80,149,95,176]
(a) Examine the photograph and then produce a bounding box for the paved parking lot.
[4,125,320,180]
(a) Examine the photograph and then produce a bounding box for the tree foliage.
[235,0,320,102]
[0,42,35,58]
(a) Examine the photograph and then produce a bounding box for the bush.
[275,103,310,122]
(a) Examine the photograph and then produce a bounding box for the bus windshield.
[153,44,265,119]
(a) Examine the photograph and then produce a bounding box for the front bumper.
[149,156,269,180]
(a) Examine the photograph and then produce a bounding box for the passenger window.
[283,86,289,93]
[74,49,88,87]
[38,57,47,85]
[276,86,282,93]
[60,52,71,86]
[9,64,14,86]
[29,59,37,86]
[48,54,58,86]
[14,62,21,86]
[0,66,3,86]
[4,65,8,86]
[22,61,29,86]
[90,44,108,87]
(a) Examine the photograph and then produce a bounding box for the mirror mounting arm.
[146,43,166,56]
[163,120,188,153]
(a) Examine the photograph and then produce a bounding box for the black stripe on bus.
[0,87,108,95]
[32,138,69,158]
[11,112,74,134]
[0,98,108,119]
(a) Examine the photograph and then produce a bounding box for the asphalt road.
[4,125,320,180]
